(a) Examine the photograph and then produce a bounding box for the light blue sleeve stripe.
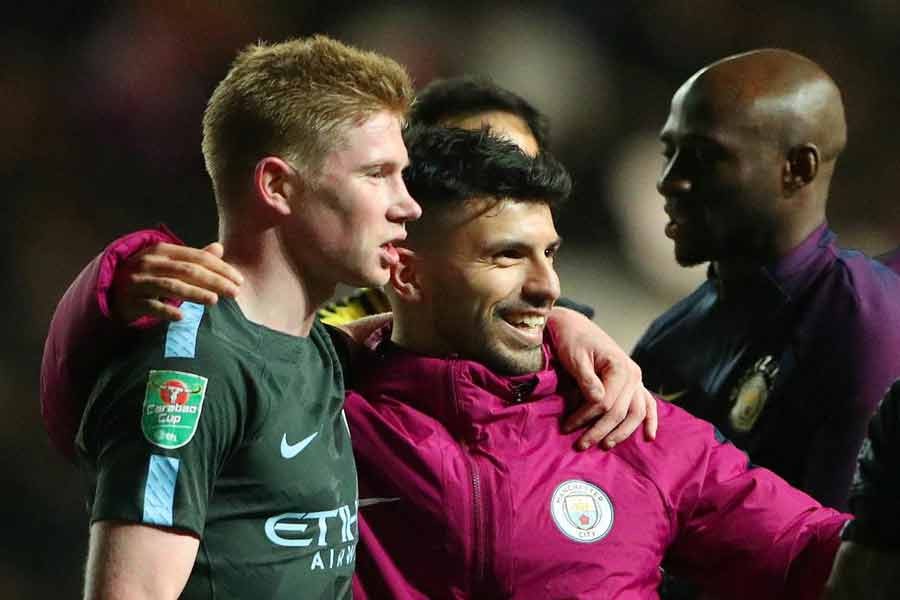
[143,455,180,526]
[164,302,205,358]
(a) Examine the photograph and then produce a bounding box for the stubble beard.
[477,316,544,375]
[436,314,544,376]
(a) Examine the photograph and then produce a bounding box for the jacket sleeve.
[661,405,849,600]
[40,226,183,461]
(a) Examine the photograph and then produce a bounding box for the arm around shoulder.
[41,226,183,460]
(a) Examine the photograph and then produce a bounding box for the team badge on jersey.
[142,370,208,449]
[550,480,614,543]
[728,355,779,433]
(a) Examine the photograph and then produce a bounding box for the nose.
[387,176,423,223]
[657,151,691,197]
[523,257,561,307]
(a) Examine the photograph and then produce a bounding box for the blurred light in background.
[461,6,616,142]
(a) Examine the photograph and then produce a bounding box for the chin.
[674,244,711,268]
[361,273,390,288]
[483,347,544,376]
[349,264,390,288]
[675,255,708,268]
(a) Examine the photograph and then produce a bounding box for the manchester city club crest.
[728,355,780,433]
[550,480,614,543]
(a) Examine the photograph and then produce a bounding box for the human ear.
[253,157,300,216]
[782,145,819,193]
[388,247,424,302]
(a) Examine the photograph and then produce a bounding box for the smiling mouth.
[505,314,547,329]
[498,313,547,346]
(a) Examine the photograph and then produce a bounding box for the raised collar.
[353,325,562,439]
[710,222,835,306]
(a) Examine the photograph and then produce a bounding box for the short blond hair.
[202,35,414,203]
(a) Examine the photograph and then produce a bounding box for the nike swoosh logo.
[358,497,401,508]
[658,389,688,403]
[280,432,319,459]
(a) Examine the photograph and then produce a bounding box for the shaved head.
[658,49,847,266]
[681,48,846,163]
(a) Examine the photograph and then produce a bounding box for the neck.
[771,175,830,261]
[220,223,334,337]
[713,216,826,291]
[711,258,761,290]
[773,214,826,257]
[390,307,449,357]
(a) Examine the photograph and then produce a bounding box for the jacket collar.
[353,325,562,440]
[710,222,835,306]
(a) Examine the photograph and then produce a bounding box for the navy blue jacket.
[633,224,900,510]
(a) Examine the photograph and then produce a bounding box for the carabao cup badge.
[142,370,208,449]
[550,480,614,543]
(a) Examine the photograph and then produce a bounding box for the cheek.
[327,179,377,221]
[432,269,490,320]
[466,270,521,316]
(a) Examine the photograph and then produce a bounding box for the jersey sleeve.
[842,380,900,550]
[40,226,183,460]
[79,342,244,537]
[660,404,849,600]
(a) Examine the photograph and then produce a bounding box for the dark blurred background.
[6,2,898,596]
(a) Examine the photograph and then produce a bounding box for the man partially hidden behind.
[632,49,900,512]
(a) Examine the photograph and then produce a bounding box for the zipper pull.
[509,380,537,403]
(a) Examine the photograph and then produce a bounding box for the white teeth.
[511,316,546,328]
